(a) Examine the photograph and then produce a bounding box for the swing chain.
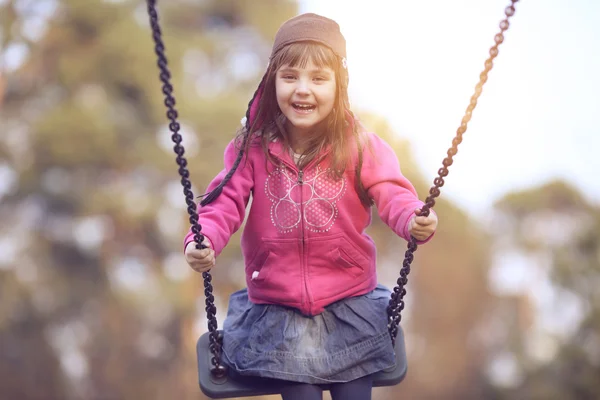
[146,0,227,378]
[387,0,520,346]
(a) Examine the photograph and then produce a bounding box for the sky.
[299,0,600,217]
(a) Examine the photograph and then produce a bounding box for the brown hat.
[270,13,347,60]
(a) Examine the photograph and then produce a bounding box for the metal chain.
[146,0,227,378]
[387,0,520,346]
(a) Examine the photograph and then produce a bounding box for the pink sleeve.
[361,133,435,244]
[183,138,253,256]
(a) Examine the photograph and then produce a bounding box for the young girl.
[184,13,438,400]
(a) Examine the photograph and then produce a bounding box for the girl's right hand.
[185,240,216,273]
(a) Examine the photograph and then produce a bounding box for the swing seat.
[197,328,408,399]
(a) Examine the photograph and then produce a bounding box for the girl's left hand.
[408,208,438,241]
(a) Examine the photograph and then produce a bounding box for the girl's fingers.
[412,229,432,240]
[186,248,216,273]
[414,216,435,226]
[411,229,430,239]
[190,257,215,272]
[185,240,212,255]
[409,220,435,238]
[187,248,214,260]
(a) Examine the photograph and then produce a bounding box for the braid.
[199,139,246,206]
[199,73,267,206]
[244,72,267,132]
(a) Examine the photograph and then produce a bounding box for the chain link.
[146,0,227,378]
[387,0,520,346]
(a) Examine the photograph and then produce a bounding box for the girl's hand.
[185,239,216,273]
[408,208,438,241]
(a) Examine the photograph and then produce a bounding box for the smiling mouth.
[292,103,316,112]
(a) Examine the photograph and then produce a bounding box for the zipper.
[268,146,314,315]
[297,169,311,314]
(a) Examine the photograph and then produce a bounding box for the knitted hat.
[271,13,346,60]
[246,13,347,130]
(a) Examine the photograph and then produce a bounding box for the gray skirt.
[221,284,396,384]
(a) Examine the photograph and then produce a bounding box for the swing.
[146,1,520,398]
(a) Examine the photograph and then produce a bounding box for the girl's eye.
[282,75,296,80]
[314,77,325,81]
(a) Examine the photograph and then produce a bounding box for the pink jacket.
[184,132,433,316]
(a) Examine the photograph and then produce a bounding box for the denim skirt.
[221,284,396,384]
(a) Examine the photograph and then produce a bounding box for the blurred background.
[1,0,598,399]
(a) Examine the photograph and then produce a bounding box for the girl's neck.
[286,121,327,154]
[289,135,308,154]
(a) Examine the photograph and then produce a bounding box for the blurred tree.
[487,180,600,399]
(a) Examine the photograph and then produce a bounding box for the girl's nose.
[295,80,310,95]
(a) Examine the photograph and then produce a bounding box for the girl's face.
[275,59,337,140]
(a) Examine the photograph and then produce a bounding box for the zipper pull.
[298,171,304,184]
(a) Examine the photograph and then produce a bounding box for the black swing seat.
[197,328,408,399]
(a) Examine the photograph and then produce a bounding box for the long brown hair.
[201,42,371,207]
